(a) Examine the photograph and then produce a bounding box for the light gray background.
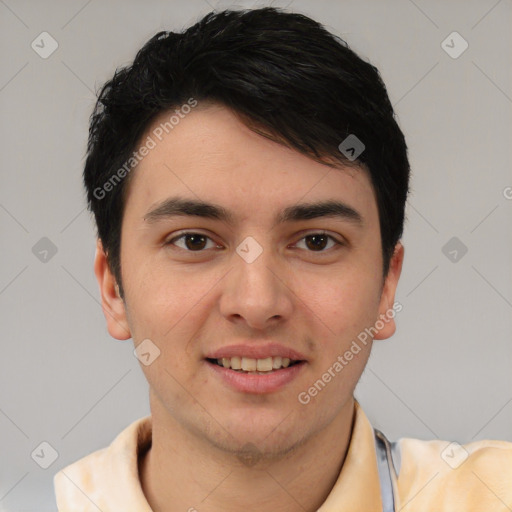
[1,0,511,509]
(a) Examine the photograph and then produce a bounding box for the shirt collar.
[318,400,383,511]
[55,401,382,511]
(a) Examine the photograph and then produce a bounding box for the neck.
[140,397,355,512]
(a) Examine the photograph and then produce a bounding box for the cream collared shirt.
[53,401,512,511]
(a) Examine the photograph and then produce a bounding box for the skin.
[95,103,404,512]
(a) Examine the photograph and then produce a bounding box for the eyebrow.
[143,196,363,228]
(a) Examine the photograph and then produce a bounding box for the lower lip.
[206,360,306,394]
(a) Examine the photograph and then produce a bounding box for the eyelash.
[165,231,344,253]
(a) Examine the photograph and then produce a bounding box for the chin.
[210,430,306,465]
[205,411,307,456]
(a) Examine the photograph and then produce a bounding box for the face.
[95,103,403,458]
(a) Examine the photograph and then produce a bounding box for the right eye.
[165,232,221,252]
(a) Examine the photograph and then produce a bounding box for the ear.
[373,242,404,340]
[94,239,131,340]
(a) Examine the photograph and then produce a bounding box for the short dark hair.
[84,7,410,298]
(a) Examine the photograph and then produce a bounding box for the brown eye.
[305,234,329,251]
[167,233,217,251]
[295,233,341,252]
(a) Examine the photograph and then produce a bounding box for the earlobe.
[94,239,131,340]
[373,242,404,341]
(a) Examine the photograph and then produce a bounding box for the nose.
[218,239,294,331]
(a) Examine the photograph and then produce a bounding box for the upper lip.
[206,343,307,361]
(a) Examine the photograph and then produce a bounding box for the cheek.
[298,266,382,343]
[123,259,225,381]
[122,247,199,331]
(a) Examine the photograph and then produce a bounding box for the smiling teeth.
[217,356,292,371]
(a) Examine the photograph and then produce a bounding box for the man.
[53,7,512,511]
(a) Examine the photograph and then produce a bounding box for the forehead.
[124,104,378,224]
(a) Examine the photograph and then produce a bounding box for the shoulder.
[53,416,152,511]
[394,436,512,511]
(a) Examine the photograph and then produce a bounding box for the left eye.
[166,232,341,252]
[293,233,341,252]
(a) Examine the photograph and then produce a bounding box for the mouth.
[206,356,303,374]
[205,354,306,394]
